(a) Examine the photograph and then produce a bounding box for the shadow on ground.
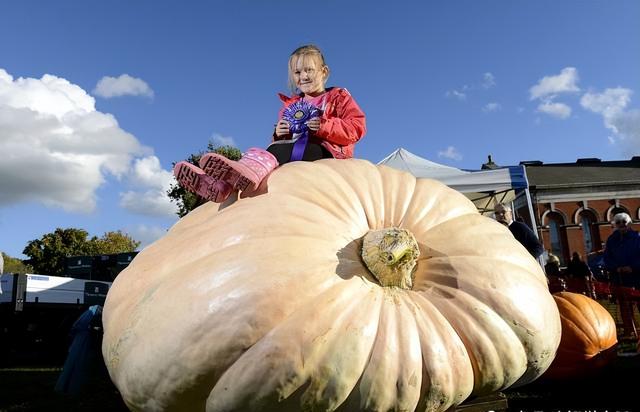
[2,354,639,412]
[504,352,640,411]
[0,362,127,412]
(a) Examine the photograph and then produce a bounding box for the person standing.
[494,203,544,259]
[566,252,596,299]
[604,212,640,288]
[604,212,640,339]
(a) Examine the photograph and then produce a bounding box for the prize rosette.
[281,100,322,161]
[282,100,322,134]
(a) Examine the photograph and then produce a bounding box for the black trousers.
[267,142,333,164]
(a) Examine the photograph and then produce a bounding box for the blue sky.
[1,1,639,259]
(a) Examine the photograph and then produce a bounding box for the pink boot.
[199,148,278,191]
[173,161,233,203]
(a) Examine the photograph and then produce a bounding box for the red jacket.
[275,87,366,159]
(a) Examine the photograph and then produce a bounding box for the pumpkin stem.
[361,227,420,290]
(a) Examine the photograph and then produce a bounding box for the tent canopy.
[378,148,529,215]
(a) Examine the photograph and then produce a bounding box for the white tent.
[378,148,535,219]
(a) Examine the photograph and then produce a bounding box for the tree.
[1,252,33,274]
[87,230,141,255]
[22,228,140,276]
[167,143,241,217]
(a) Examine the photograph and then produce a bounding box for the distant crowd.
[494,204,640,340]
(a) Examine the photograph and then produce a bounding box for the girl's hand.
[306,118,321,132]
[275,120,291,137]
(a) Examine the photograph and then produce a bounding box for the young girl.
[173,44,366,203]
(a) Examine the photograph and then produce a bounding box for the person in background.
[604,212,640,339]
[566,252,596,299]
[494,203,544,259]
[604,212,640,288]
[544,253,562,277]
[544,253,567,293]
[55,305,103,395]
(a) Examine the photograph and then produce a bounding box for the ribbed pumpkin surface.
[102,159,561,411]
[544,291,617,380]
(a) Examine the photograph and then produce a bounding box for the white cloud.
[127,156,173,189]
[126,224,169,250]
[211,133,237,148]
[447,73,496,105]
[482,72,496,89]
[93,74,154,99]
[445,89,467,101]
[580,87,632,129]
[0,69,12,83]
[119,156,178,218]
[120,190,177,218]
[537,101,572,119]
[609,109,640,156]
[580,88,639,155]
[0,68,150,212]
[529,67,580,100]
[437,146,463,161]
[482,102,501,113]
[447,73,496,100]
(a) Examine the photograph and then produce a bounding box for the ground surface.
[504,352,639,411]
[1,354,638,412]
[0,364,128,412]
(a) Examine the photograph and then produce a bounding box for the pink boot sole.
[199,154,256,191]
[174,162,232,203]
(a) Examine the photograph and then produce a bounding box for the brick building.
[512,157,640,265]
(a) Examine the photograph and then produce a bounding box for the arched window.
[579,210,600,253]
[608,205,629,222]
[546,212,566,265]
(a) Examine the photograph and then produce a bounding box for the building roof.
[523,157,640,189]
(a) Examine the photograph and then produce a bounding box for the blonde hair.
[287,45,329,93]
[547,253,560,265]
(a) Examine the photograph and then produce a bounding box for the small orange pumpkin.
[543,291,618,380]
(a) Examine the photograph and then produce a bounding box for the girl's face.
[292,55,328,96]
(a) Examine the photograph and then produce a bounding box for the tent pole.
[521,175,538,239]
[524,187,538,239]
[521,166,545,267]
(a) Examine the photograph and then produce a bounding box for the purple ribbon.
[282,100,321,162]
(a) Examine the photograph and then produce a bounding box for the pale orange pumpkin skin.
[102,159,561,411]
[543,291,618,380]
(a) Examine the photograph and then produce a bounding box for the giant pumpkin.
[543,291,618,380]
[102,159,561,412]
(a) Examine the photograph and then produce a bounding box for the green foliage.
[23,228,90,276]
[22,228,140,276]
[87,230,141,255]
[167,143,242,217]
[1,252,33,274]
[207,143,241,161]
